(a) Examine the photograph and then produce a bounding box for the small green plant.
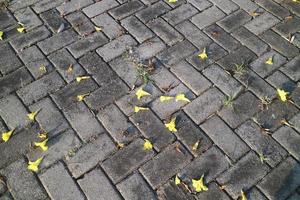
[136,64,152,84]
[223,95,235,107]
[233,62,246,75]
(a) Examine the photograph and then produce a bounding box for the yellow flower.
[95,26,102,32]
[76,76,90,83]
[169,0,178,2]
[77,93,90,101]
[192,140,200,151]
[117,142,125,149]
[34,139,49,152]
[160,96,174,102]
[1,129,15,142]
[175,175,181,185]
[0,31,3,40]
[27,110,40,121]
[277,88,289,102]
[38,132,48,139]
[143,139,153,150]
[136,88,151,100]
[175,93,190,102]
[39,65,47,73]
[192,175,208,192]
[241,190,247,200]
[265,57,273,65]
[292,0,299,3]
[28,157,43,172]
[17,22,26,33]
[198,48,208,60]
[165,117,177,132]
[134,106,149,113]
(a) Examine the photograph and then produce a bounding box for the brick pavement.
[0,0,299,199]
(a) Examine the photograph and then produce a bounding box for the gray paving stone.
[117,173,157,200]
[0,43,22,74]
[191,6,226,29]
[209,0,239,14]
[0,10,16,29]
[281,55,300,82]
[274,16,300,38]
[245,12,280,35]
[109,0,144,20]
[290,113,300,133]
[150,66,181,91]
[163,0,186,8]
[290,87,300,108]
[134,37,166,60]
[32,0,65,14]
[236,120,288,167]
[66,133,115,178]
[102,138,155,183]
[147,18,183,46]
[257,157,300,200]
[0,192,14,200]
[121,16,154,43]
[14,7,42,31]
[98,104,140,143]
[255,0,290,19]
[247,187,268,200]
[197,182,231,200]
[287,193,300,200]
[65,11,95,36]
[130,109,175,150]
[219,92,260,128]
[163,4,198,26]
[184,88,225,124]
[171,60,211,95]
[17,72,65,105]
[217,151,270,199]
[175,20,212,49]
[39,162,85,200]
[56,0,93,15]
[260,30,299,59]
[48,48,85,83]
[217,10,252,33]
[266,71,296,93]
[82,0,119,18]
[40,9,70,33]
[96,34,137,62]
[37,29,78,55]
[140,142,192,189]
[157,181,194,200]
[136,1,171,23]
[187,0,211,11]
[92,13,125,40]
[78,168,122,200]
[273,126,300,161]
[67,32,108,58]
[0,67,33,99]
[29,97,69,138]
[200,116,250,161]
[8,0,39,12]
[281,1,300,16]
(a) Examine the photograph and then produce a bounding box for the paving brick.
[37,29,78,55]
[217,151,270,198]
[290,87,300,108]
[14,7,42,31]
[247,187,268,200]
[217,10,252,33]
[163,4,198,26]
[290,113,300,133]
[191,6,226,29]
[175,20,212,49]
[78,168,122,200]
[136,1,171,23]
[274,16,300,38]
[187,43,227,71]
[203,24,241,52]
[197,182,231,200]
[157,182,194,200]
[163,0,186,8]
[187,0,211,11]
[39,162,85,200]
[255,0,290,19]
[157,40,197,66]
[32,0,65,14]
[0,10,16,29]
[102,138,155,183]
[17,72,65,105]
[256,100,298,132]
[0,159,47,200]
[150,66,180,90]
[0,67,33,99]
[0,43,22,74]
[130,109,175,150]
[147,18,183,46]
[184,88,225,124]
[40,9,70,33]
[8,0,39,12]
[281,55,300,82]
[236,120,287,167]
[220,92,259,128]
[98,104,140,143]
[245,12,280,35]
[171,60,211,95]
[92,13,124,40]
[134,37,166,60]
[266,71,296,93]
[281,1,300,16]
[117,173,157,200]
[273,126,300,161]
[82,0,119,18]
[140,142,192,189]
[121,16,154,43]
[200,116,249,161]
[96,34,137,62]
[260,30,299,59]
[109,0,144,20]
[0,94,29,129]
[67,32,109,58]
[65,11,95,36]
[56,0,93,15]
[209,0,238,14]
[292,33,300,48]
[0,192,14,200]
[257,157,300,200]
[48,48,85,83]
[66,133,115,178]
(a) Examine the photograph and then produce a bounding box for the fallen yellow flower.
[95,26,102,32]
[77,93,90,101]
[143,139,153,150]
[265,57,273,65]
[134,106,149,113]
[175,93,190,102]
[39,65,47,73]
[76,76,90,83]
[34,139,49,152]
[17,22,26,33]
[192,140,200,151]
[198,48,208,60]
[160,96,174,102]
[169,0,178,2]
[277,88,289,102]
[1,129,15,142]
[241,190,247,200]
[27,110,40,121]
[28,157,43,172]
[0,31,3,40]
[192,175,208,193]
[165,117,177,132]
[136,88,151,100]
[38,132,48,139]
[175,175,181,185]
